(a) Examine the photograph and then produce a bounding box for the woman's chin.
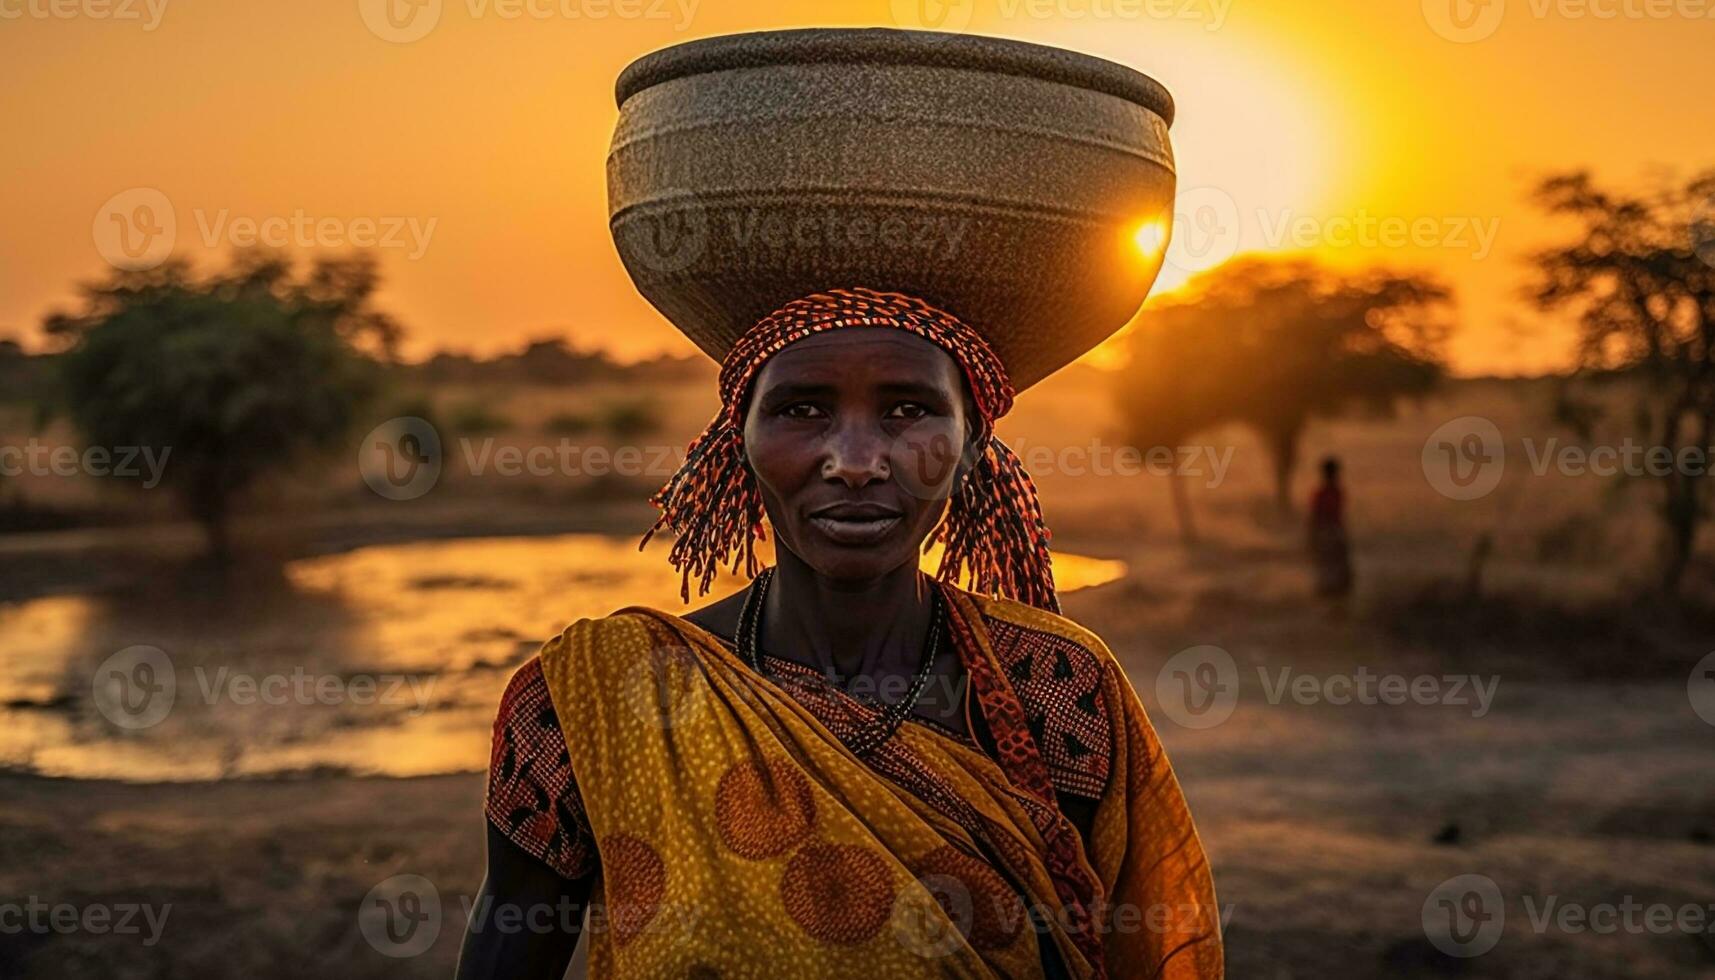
[792,543,921,588]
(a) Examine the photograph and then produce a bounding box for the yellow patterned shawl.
[536,586,1222,978]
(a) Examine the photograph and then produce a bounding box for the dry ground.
[3,369,1713,977]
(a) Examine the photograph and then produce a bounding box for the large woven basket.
[608,28,1176,389]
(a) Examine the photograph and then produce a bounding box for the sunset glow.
[3,1,1710,376]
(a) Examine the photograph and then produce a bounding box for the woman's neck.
[760,548,935,681]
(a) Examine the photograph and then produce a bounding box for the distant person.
[1309,456,1353,598]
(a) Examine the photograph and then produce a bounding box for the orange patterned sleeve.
[484,656,597,881]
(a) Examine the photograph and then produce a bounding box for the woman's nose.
[820,420,891,488]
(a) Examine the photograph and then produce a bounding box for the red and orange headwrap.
[640,287,1059,613]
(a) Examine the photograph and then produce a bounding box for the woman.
[1309,455,1354,599]
[457,288,1221,978]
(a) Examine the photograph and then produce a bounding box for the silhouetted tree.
[1111,319,1232,544]
[1115,257,1449,519]
[44,251,394,557]
[1529,169,1715,594]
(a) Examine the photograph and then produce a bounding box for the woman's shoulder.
[955,589,1123,801]
[962,590,1118,662]
[532,606,687,661]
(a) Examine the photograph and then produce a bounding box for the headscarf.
[640,287,1059,613]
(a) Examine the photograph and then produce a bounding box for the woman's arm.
[455,824,593,980]
[463,656,598,978]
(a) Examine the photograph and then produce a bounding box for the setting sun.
[1132,217,1170,260]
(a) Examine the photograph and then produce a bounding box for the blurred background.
[2,2,1713,978]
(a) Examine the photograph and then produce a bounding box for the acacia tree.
[1529,169,1715,594]
[45,251,397,557]
[1111,318,1232,544]
[1115,256,1449,521]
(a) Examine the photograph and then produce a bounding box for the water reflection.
[0,534,1126,781]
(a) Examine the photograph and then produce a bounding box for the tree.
[1114,257,1449,521]
[1528,169,1715,594]
[1110,318,1232,544]
[44,251,396,557]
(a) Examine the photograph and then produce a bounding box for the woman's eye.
[887,402,933,420]
[780,402,824,420]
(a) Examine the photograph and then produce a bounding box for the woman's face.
[742,329,979,586]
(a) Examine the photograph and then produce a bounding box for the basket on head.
[607,27,1177,390]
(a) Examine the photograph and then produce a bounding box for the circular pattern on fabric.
[914,846,1026,950]
[780,842,896,945]
[600,833,666,946]
[714,756,817,860]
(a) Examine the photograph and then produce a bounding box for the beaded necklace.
[735,566,943,756]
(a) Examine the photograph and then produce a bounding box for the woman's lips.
[808,514,903,546]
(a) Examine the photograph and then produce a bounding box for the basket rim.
[615,27,1174,128]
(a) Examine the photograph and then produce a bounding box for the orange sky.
[3,0,1712,375]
